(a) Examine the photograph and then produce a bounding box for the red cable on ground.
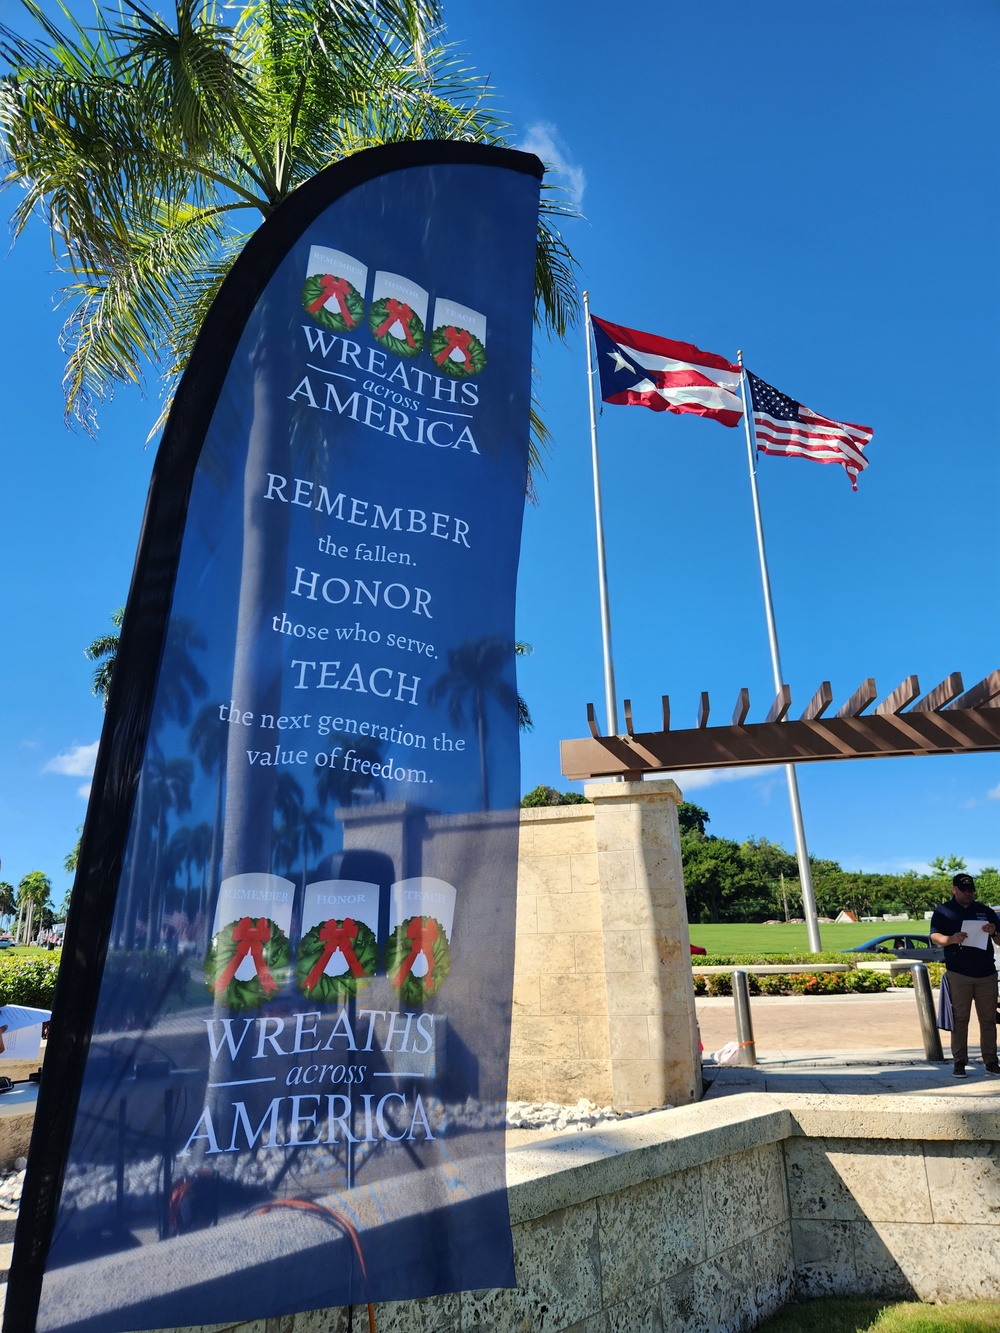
[252,1199,376,1329]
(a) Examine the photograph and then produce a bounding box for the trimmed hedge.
[0,951,192,1029]
[0,954,61,1008]
[693,951,947,997]
[695,970,893,997]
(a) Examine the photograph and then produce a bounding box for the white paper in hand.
[961,919,990,951]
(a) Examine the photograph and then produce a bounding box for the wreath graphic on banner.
[206,916,291,1011]
[368,297,425,357]
[386,915,451,1006]
[301,273,364,332]
[296,917,379,1002]
[429,325,487,378]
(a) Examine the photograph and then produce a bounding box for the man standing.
[930,873,1000,1077]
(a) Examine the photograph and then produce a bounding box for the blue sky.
[1,0,999,900]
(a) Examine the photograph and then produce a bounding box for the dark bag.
[937,973,953,1032]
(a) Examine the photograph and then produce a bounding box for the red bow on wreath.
[306,274,357,327]
[213,917,279,997]
[374,298,418,348]
[304,917,367,990]
[391,916,439,989]
[433,325,473,368]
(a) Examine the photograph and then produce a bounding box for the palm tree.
[0,0,575,464]
[2,0,573,883]
[0,882,15,932]
[188,703,227,922]
[144,756,193,947]
[84,608,124,708]
[314,732,385,811]
[185,820,213,920]
[515,640,534,732]
[428,636,519,811]
[16,871,52,945]
[120,618,207,945]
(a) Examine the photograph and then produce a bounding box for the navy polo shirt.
[930,898,1000,977]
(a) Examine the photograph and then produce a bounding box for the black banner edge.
[5,141,543,1333]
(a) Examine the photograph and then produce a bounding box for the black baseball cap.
[952,873,976,891]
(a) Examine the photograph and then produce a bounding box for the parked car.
[0,939,15,949]
[843,933,944,962]
[690,944,707,956]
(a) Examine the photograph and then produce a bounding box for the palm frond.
[0,0,581,478]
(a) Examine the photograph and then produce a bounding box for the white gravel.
[506,1097,665,1133]
[0,1099,663,1222]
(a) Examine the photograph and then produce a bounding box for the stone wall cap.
[518,804,594,825]
[583,779,683,803]
[506,1094,790,1223]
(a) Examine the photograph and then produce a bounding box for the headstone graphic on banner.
[369,271,429,357]
[302,246,368,332]
[9,144,541,1333]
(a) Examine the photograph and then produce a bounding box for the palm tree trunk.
[476,690,489,811]
[221,308,292,881]
[122,768,151,948]
[205,761,225,939]
[147,811,167,951]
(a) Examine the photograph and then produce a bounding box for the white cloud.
[44,741,99,779]
[77,783,92,801]
[519,122,586,206]
[987,783,1000,801]
[645,765,780,793]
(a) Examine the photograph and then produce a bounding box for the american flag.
[746,370,872,490]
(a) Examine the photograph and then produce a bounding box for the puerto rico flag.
[591,315,743,427]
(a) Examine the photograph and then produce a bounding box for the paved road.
[696,988,953,1057]
[697,987,1000,1102]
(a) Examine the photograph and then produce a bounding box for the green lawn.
[688,921,928,955]
[757,1299,1000,1333]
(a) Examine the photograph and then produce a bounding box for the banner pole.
[583,291,619,737]
[738,354,822,953]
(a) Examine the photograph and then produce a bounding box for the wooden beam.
[560,702,1000,781]
[732,688,751,726]
[875,674,921,717]
[801,681,833,721]
[587,702,601,739]
[911,672,964,713]
[947,670,1000,712]
[624,698,634,737]
[697,692,710,728]
[766,685,791,724]
[661,695,671,731]
[836,678,877,718]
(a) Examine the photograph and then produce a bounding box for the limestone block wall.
[509,781,700,1111]
[118,1094,1000,1333]
[509,804,611,1105]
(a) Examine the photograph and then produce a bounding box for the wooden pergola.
[561,669,1000,782]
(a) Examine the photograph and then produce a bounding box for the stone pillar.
[587,779,701,1111]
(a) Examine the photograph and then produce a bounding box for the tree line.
[518,789,997,923]
[678,802,998,924]
[0,872,61,944]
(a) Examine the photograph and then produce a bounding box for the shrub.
[693,966,893,997]
[889,962,944,989]
[93,952,192,1032]
[0,954,62,1009]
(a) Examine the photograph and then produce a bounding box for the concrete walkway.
[697,988,1000,1101]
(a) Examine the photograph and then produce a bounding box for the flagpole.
[738,353,822,954]
[583,291,619,737]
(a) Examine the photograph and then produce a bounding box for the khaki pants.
[946,970,999,1065]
